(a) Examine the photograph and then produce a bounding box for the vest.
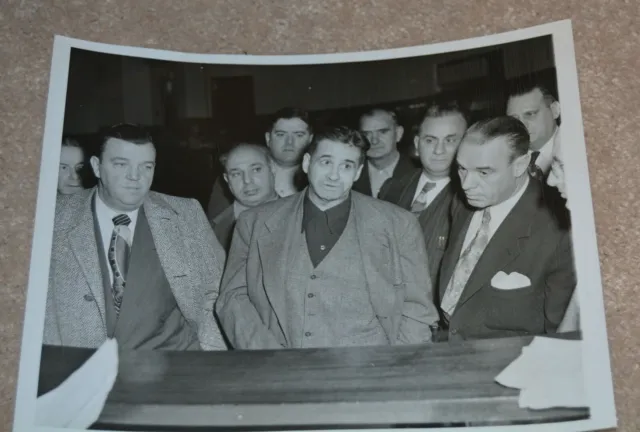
[284,211,388,348]
[93,205,200,350]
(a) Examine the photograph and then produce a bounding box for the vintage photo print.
[13,19,615,432]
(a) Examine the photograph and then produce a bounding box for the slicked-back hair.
[507,77,558,106]
[306,126,371,165]
[268,107,313,134]
[99,123,154,159]
[219,143,271,174]
[359,107,399,126]
[464,116,530,162]
[416,99,470,132]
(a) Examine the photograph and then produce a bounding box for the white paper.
[35,338,119,429]
[495,336,588,410]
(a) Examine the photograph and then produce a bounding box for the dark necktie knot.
[530,151,541,166]
[112,214,131,227]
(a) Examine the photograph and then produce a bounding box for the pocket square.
[491,271,531,290]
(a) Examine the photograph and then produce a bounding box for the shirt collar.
[368,151,400,175]
[94,189,140,224]
[302,191,352,234]
[485,176,530,224]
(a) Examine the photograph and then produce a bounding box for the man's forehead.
[361,111,394,128]
[419,114,466,134]
[508,88,545,109]
[458,135,510,164]
[104,137,154,154]
[227,148,268,166]
[315,139,360,158]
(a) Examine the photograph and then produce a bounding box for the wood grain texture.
[1,1,637,430]
[38,336,588,429]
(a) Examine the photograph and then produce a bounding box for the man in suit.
[379,101,468,283]
[354,108,417,198]
[437,116,575,341]
[211,143,278,252]
[506,79,561,179]
[45,124,227,351]
[206,107,313,219]
[216,126,439,350]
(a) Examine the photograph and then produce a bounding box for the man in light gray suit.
[45,124,227,350]
[216,126,439,350]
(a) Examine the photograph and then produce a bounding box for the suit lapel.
[455,181,538,308]
[143,195,193,311]
[438,203,473,302]
[257,193,306,336]
[68,191,107,325]
[398,170,422,210]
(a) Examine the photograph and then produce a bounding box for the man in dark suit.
[354,108,417,197]
[216,126,439,350]
[379,101,468,283]
[45,124,227,351]
[207,107,313,219]
[437,116,575,341]
[210,143,278,252]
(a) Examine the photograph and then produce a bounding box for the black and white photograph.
[13,20,615,432]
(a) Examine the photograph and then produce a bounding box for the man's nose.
[434,140,445,154]
[127,167,141,180]
[285,134,294,145]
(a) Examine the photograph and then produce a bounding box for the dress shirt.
[411,173,451,209]
[368,152,400,198]
[528,127,558,174]
[302,193,351,267]
[94,191,139,285]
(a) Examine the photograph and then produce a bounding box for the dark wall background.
[62,35,557,210]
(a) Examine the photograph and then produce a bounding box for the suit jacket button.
[83,294,95,302]
[310,275,317,280]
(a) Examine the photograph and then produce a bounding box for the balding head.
[221,143,277,208]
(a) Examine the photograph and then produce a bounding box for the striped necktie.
[440,208,492,316]
[108,214,132,315]
[528,151,544,180]
[411,181,437,213]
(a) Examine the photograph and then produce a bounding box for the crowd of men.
[46,79,579,351]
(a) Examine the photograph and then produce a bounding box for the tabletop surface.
[38,334,589,430]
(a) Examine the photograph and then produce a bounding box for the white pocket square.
[491,271,531,290]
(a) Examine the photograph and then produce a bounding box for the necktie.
[411,181,437,213]
[528,151,544,180]
[441,209,492,316]
[108,214,132,315]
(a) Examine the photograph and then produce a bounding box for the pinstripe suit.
[378,168,462,291]
[44,187,228,350]
[215,189,440,349]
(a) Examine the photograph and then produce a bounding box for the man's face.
[302,139,363,206]
[414,113,467,179]
[360,111,404,160]
[265,118,313,166]
[223,147,276,207]
[58,146,85,195]
[506,88,560,150]
[547,132,568,207]
[90,138,156,212]
[456,134,529,209]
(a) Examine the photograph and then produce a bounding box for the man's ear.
[89,156,101,179]
[264,132,271,148]
[513,152,530,177]
[395,125,404,143]
[223,173,229,184]
[550,101,561,120]
[302,153,311,174]
[354,162,364,182]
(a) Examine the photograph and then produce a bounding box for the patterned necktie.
[441,208,492,316]
[528,151,544,180]
[108,214,132,315]
[411,181,437,213]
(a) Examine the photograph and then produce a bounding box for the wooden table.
[38,335,589,431]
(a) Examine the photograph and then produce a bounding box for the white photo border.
[13,19,616,432]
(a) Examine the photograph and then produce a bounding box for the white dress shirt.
[529,127,558,174]
[461,176,530,254]
[411,173,451,209]
[94,192,139,285]
[272,164,300,198]
[368,152,400,198]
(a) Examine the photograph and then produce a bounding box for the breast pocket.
[484,284,541,333]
